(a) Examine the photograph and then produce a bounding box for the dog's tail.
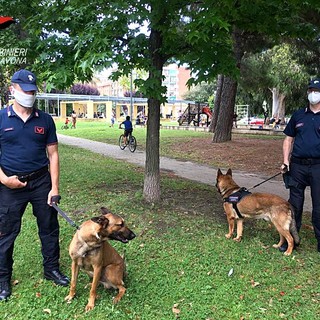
[289,207,300,245]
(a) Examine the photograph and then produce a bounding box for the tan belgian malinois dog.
[65,207,136,312]
[216,169,300,255]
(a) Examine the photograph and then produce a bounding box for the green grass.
[55,119,208,149]
[1,125,320,319]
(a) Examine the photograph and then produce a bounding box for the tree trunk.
[278,94,286,122]
[211,26,244,142]
[212,77,237,142]
[270,87,286,120]
[209,74,224,133]
[143,97,161,202]
[270,87,279,117]
[143,27,164,203]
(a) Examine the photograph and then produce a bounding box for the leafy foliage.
[240,44,310,114]
[183,82,216,104]
[70,83,100,95]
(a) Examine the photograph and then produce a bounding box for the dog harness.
[223,187,252,219]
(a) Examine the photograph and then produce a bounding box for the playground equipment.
[178,103,212,126]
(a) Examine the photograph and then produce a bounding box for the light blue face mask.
[308,91,320,105]
[12,88,36,108]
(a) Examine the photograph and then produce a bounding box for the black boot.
[0,281,11,301]
[278,241,298,252]
[278,241,288,252]
[44,270,70,287]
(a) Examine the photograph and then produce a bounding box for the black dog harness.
[223,187,252,219]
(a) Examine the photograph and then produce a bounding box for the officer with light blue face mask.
[0,69,69,301]
[280,78,320,253]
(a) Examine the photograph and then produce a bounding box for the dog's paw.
[65,294,75,302]
[272,244,280,248]
[85,303,94,312]
[233,236,242,242]
[113,296,121,304]
[225,234,232,239]
[283,250,292,256]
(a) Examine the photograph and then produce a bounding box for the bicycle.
[61,123,71,130]
[119,131,137,152]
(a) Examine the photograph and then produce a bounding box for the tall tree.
[5,0,230,202]
[3,0,320,200]
[240,43,310,118]
[195,0,319,142]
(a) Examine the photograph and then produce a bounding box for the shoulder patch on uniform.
[295,122,304,128]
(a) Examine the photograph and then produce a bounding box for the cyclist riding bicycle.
[119,115,133,145]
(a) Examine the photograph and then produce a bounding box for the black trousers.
[0,172,60,282]
[289,162,320,245]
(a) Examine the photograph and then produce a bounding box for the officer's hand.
[51,195,61,205]
[280,163,289,174]
[2,175,27,189]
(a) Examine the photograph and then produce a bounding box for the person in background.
[71,110,77,129]
[0,69,69,301]
[110,113,115,127]
[280,78,320,253]
[263,110,268,124]
[233,112,238,128]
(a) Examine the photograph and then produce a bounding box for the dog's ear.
[226,168,232,176]
[100,207,111,214]
[91,215,109,226]
[217,169,222,177]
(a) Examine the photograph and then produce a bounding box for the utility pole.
[130,71,133,119]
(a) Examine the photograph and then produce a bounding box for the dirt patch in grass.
[165,134,283,177]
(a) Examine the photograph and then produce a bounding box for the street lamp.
[130,71,133,119]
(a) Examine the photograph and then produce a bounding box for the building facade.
[96,64,191,100]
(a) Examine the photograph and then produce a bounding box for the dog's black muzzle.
[109,229,136,243]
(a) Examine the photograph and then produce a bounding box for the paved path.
[58,134,312,212]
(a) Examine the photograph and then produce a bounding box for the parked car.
[237,117,264,126]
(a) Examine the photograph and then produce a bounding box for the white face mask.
[12,88,36,108]
[308,91,320,105]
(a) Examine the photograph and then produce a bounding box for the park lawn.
[1,144,319,320]
[55,119,285,176]
[55,118,208,149]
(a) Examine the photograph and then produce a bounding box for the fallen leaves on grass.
[250,279,260,287]
[172,303,181,317]
[12,279,19,286]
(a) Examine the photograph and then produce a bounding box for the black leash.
[247,171,282,191]
[52,203,80,230]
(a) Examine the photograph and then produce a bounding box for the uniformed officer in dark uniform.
[280,78,320,253]
[0,69,69,301]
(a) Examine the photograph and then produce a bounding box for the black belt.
[3,166,49,182]
[291,157,320,165]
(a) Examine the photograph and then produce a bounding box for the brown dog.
[65,207,136,312]
[216,169,300,255]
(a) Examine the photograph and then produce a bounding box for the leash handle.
[51,195,61,204]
